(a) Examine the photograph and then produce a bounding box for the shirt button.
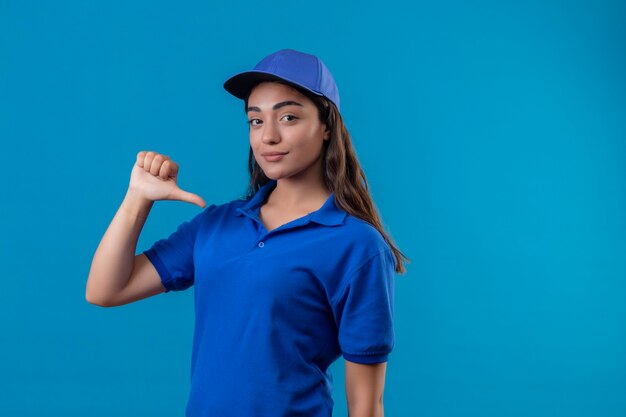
[258,241,265,248]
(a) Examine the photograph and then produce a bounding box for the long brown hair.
[242,82,410,274]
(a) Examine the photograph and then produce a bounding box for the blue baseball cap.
[223,48,341,111]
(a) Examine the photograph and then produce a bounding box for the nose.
[261,120,281,144]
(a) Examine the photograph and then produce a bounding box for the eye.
[248,118,262,126]
[281,115,298,122]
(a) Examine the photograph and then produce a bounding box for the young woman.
[86,48,409,417]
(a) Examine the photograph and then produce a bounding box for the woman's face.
[247,81,329,182]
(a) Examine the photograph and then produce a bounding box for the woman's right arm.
[85,151,206,307]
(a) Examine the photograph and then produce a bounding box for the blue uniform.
[143,179,395,417]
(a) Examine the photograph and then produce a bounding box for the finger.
[150,154,167,176]
[192,195,207,209]
[158,160,169,180]
[171,188,206,208]
[168,160,179,177]
[136,151,147,167]
[158,159,177,180]
[143,151,156,172]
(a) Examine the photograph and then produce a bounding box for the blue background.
[1,1,625,416]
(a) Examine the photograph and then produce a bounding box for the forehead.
[247,81,312,106]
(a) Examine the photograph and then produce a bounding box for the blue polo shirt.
[143,179,395,417]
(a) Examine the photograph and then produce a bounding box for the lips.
[262,151,288,162]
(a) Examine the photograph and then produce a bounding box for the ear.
[323,126,330,140]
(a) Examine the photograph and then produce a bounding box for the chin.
[261,167,297,181]
[259,167,282,180]
[263,172,286,181]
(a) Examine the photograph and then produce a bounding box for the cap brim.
[223,70,323,100]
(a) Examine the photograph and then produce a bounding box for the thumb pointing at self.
[130,151,208,209]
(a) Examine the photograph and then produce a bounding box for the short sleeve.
[142,206,212,292]
[331,249,396,364]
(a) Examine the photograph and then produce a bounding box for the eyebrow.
[246,100,304,113]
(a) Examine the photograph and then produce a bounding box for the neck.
[267,161,330,211]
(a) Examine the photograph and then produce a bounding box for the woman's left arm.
[345,360,387,417]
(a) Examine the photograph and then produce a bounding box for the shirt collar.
[235,179,347,227]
